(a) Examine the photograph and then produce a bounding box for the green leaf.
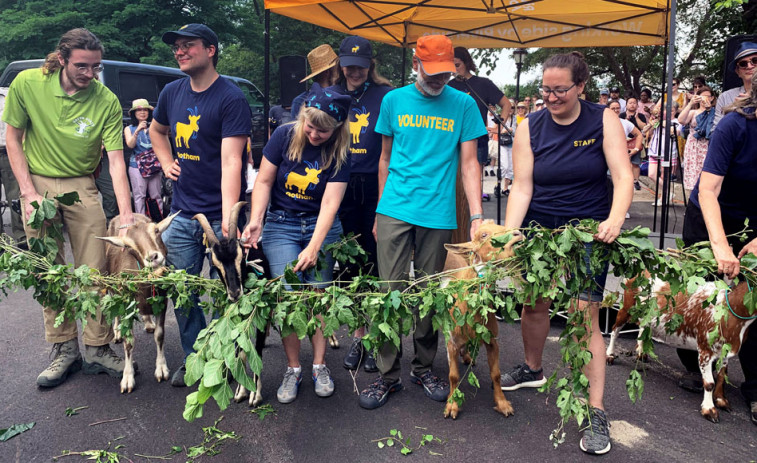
[400,447,412,455]
[55,191,80,206]
[185,354,205,386]
[386,438,394,447]
[377,441,385,449]
[467,371,480,388]
[202,358,225,388]
[0,422,35,441]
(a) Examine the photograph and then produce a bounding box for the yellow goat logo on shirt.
[349,109,370,144]
[285,161,322,195]
[175,106,201,149]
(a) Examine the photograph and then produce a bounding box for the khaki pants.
[22,174,113,346]
[375,214,451,382]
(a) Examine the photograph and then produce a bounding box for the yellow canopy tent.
[264,0,670,48]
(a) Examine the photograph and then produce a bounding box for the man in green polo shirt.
[2,28,135,388]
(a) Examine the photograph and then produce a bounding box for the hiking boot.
[277,367,302,404]
[410,370,449,402]
[579,407,612,455]
[343,337,364,370]
[313,365,334,397]
[500,363,546,391]
[750,401,757,426]
[36,339,82,388]
[363,350,378,373]
[82,344,124,378]
[359,376,403,410]
[171,364,186,387]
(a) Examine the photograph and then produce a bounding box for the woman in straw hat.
[242,84,352,404]
[124,98,163,215]
[291,44,339,119]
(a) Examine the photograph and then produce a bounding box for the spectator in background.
[291,44,339,120]
[598,88,609,106]
[124,98,163,216]
[610,86,626,112]
[0,87,26,246]
[643,103,680,206]
[714,41,757,129]
[620,96,647,190]
[449,47,511,170]
[268,102,293,137]
[638,87,654,120]
[679,85,716,192]
[522,96,532,113]
[533,99,544,111]
[515,101,528,124]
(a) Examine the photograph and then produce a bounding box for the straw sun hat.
[300,44,339,83]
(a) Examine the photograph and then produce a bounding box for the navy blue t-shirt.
[327,82,392,174]
[448,75,504,141]
[690,110,757,222]
[153,76,251,220]
[264,125,350,214]
[528,99,609,219]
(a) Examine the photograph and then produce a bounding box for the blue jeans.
[523,210,608,302]
[162,214,222,359]
[262,210,343,289]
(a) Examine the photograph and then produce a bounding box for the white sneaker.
[625,212,631,219]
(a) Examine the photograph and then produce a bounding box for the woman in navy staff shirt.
[242,84,352,405]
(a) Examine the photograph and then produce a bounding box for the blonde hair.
[336,59,393,88]
[287,106,350,172]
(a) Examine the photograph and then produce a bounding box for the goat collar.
[726,279,756,320]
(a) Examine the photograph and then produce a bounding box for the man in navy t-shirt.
[150,24,251,387]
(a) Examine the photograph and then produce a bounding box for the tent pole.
[264,9,271,145]
[401,48,407,86]
[659,0,677,249]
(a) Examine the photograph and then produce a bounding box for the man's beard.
[417,72,445,97]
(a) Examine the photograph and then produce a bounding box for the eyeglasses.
[171,41,199,54]
[73,63,103,74]
[693,84,703,88]
[737,56,757,69]
[539,83,576,98]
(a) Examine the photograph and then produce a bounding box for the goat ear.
[96,236,129,248]
[157,210,181,233]
[444,242,476,255]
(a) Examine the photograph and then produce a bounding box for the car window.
[119,72,160,107]
[235,81,265,116]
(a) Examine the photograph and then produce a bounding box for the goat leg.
[120,338,136,393]
[444,339,462,419]
[113,317,122,343]
[699,355,720,423]
[713,365,731,412]
[153,310,169,382]
[485,339,514,417]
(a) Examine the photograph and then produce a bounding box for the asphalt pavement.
[1,176,756,462]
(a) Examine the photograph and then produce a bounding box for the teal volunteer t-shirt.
[375,84,485,229]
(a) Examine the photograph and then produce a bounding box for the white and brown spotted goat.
[442,221,522,419]
[97,212,179,393]
[606,275,755,422]
[193,201,269,407]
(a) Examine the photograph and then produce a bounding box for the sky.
[476,49,541,90]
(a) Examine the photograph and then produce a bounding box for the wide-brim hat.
[162,24,219,49]
[129,98,153,113]
[300,44,339,83]
[731,41,757,71]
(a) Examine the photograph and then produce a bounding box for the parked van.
[0,59,266,160]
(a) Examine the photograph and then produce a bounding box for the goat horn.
[192,213,220,246]
[228,201,248,239]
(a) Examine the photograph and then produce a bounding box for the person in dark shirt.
[242,84,351,405]
[502,51,632,455]
[268,104,293,137]
[448,47,511,168]
[291,44,338,120]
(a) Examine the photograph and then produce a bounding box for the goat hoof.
[234,385,249,403]
[701,407,720,423]
[155,366,170,383]
[715,397,731,411]
[495,401,515,417]
[328,335,339,349]
[605,355,616,365]
[120,376,136,394]
[444,403,459,419]
[249,392,263,407]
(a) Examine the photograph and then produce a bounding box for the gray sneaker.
[277,367,302,404]
[500,363,546,391]
[313,365,335,397]
[171,364,187,387]
[82,344,125,378]
[36,339,82,388]
[580,407,612,455]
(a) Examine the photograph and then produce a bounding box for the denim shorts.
[261,210,343,290]
[522,210,608,302]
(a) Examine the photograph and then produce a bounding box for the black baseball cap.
[162,24,218,49]
[339,36,372,68]
[610,86,620,93]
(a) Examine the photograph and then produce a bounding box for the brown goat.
[606,276,755,422]
[97,212,178,393]
[442,221,522,419]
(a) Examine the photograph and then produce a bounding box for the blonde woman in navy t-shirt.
[242,84,352,405]
[502,51,633,455]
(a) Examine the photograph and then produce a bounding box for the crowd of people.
[1,23,756,457]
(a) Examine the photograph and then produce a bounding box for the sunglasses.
[737,56,757,69]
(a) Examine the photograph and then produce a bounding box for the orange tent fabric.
[265,0,670,48]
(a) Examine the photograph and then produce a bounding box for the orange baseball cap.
[415,35,455,75]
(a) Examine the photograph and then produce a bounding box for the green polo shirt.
[1,68,123,177]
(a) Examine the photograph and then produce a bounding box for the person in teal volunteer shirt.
[358,34,486,410]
